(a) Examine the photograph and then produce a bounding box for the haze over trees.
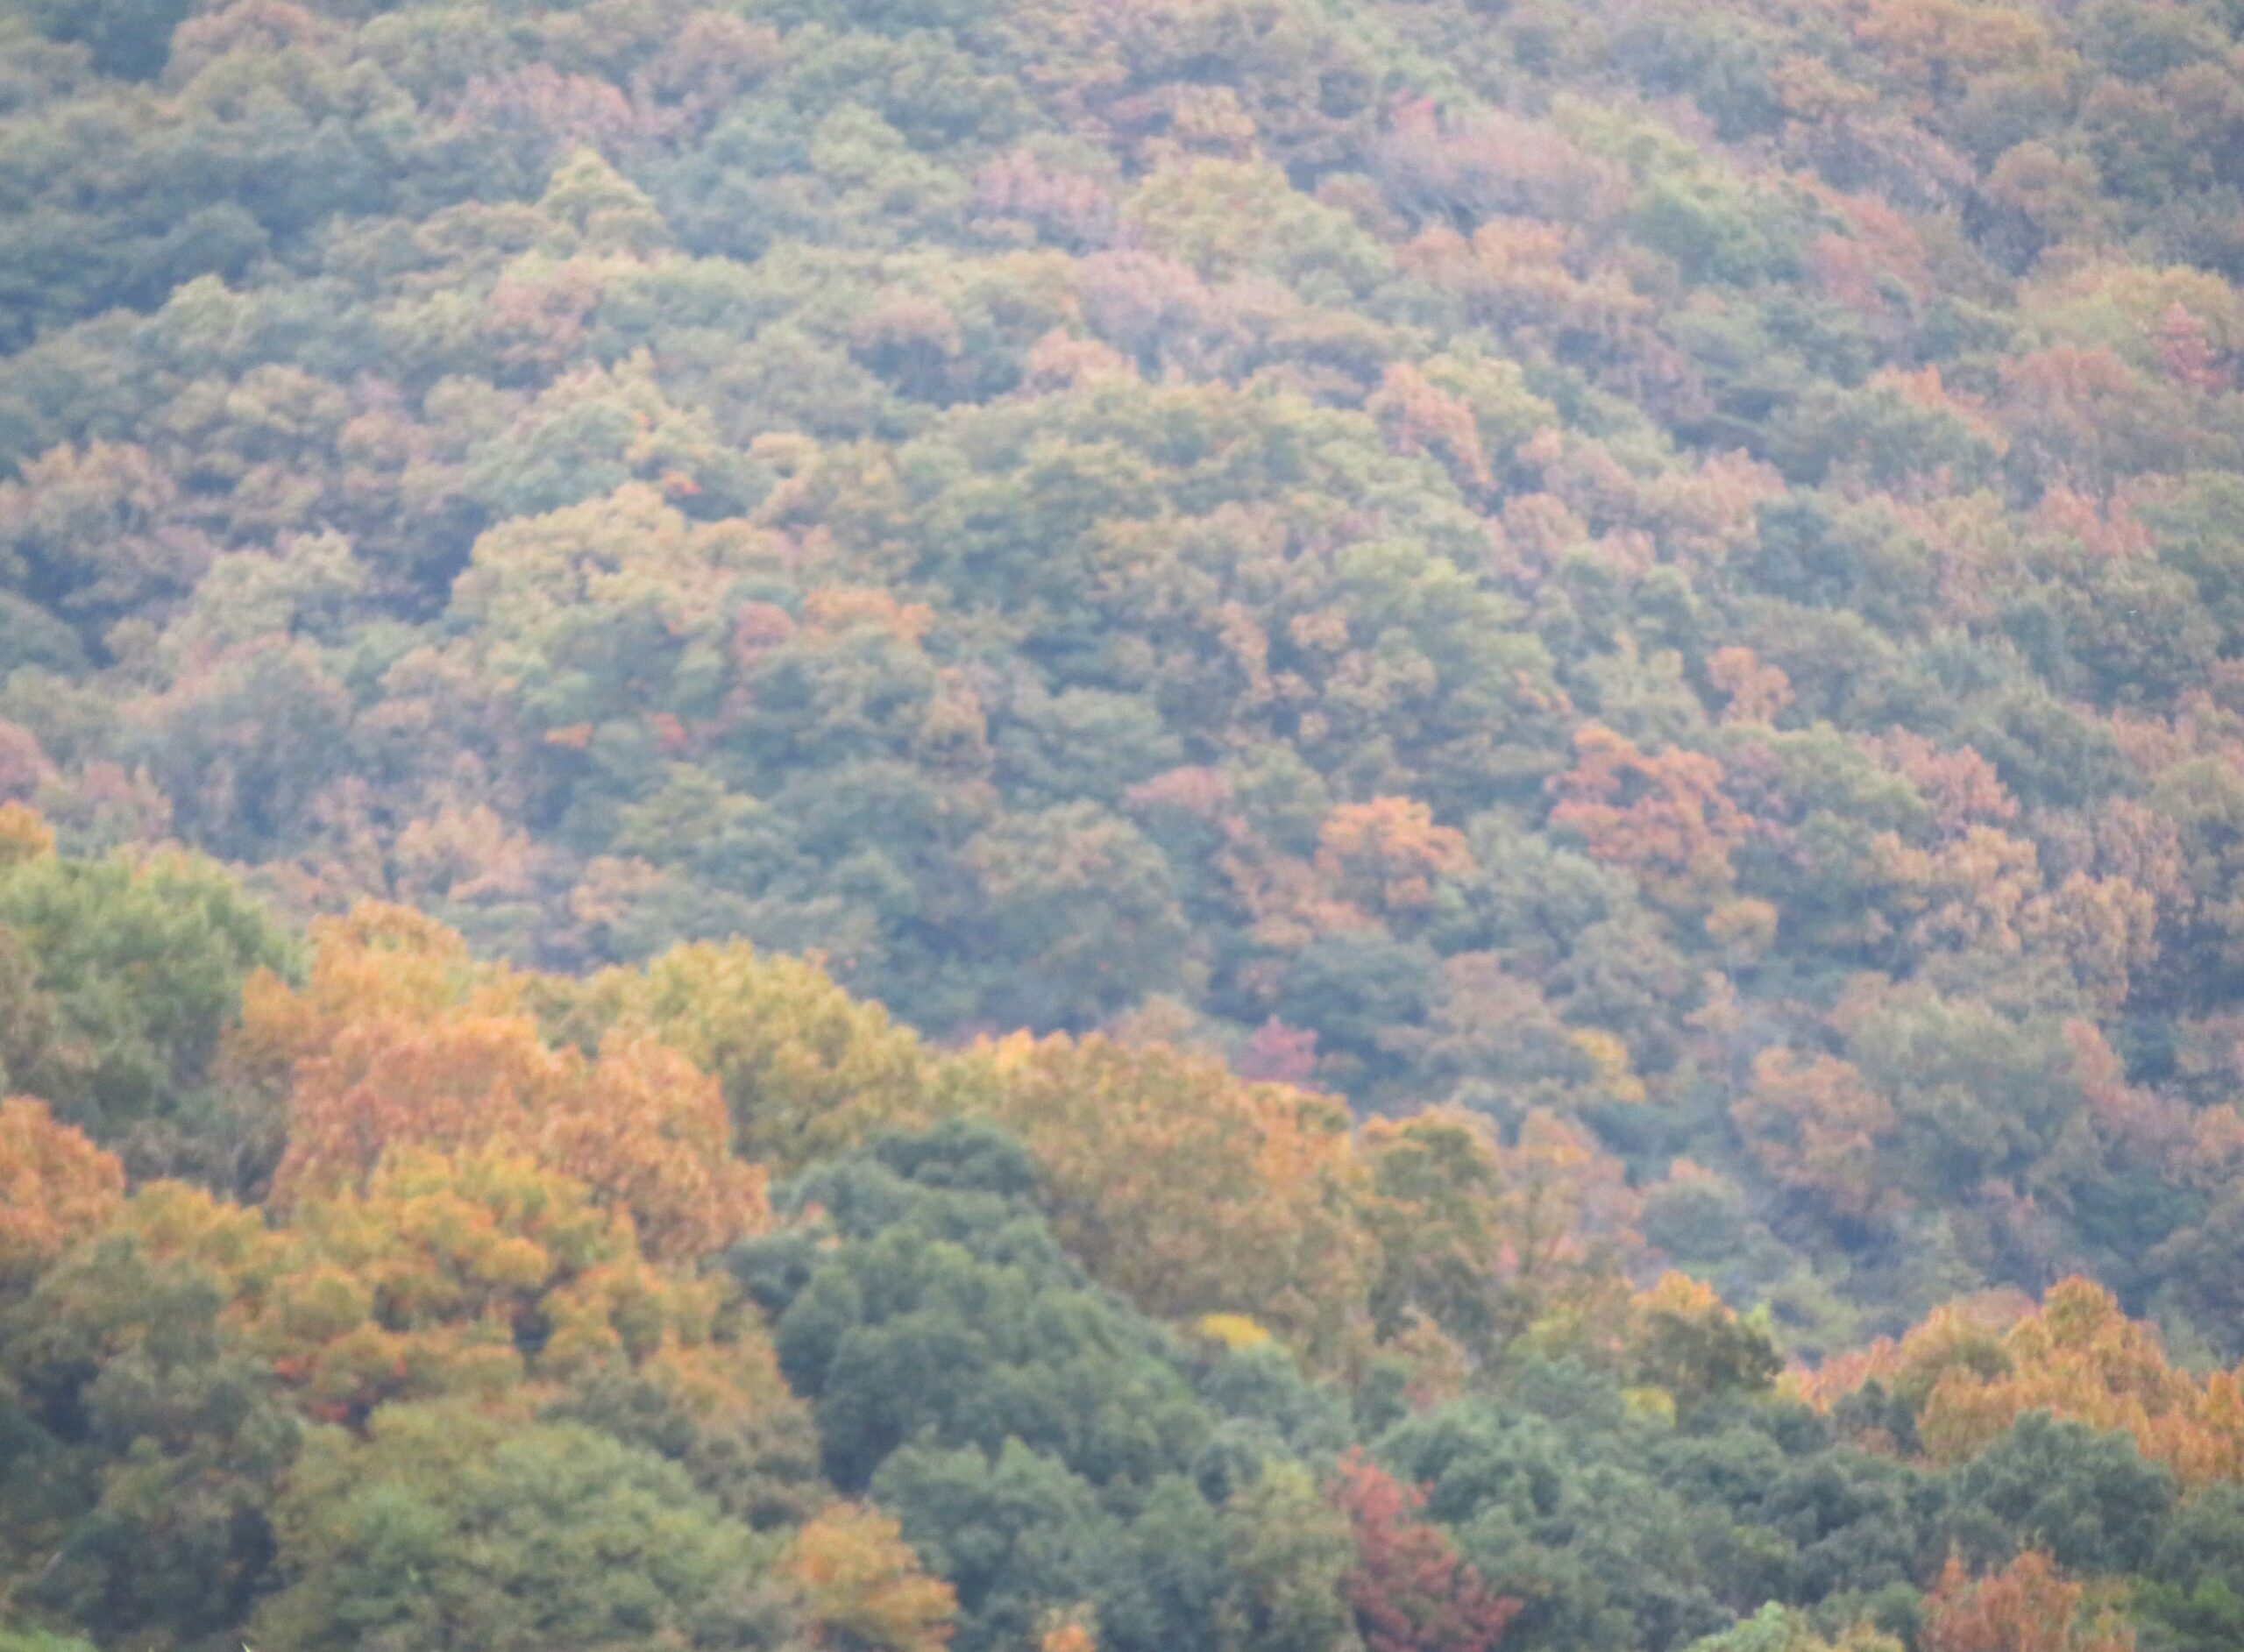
[2,0,2244,1644]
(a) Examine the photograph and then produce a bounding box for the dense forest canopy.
[3,0,2244,1644]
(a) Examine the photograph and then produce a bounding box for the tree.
[742,1124,1211,1494]
[252,1146,790,1429]
[1914,1280,2244,1486]
[0,1097,123,1286]
[1623,1273,1781,1414]
[1683,1606,1901,1652]
[786,1503,958,1652]
[1548,727,1747,906]
[551,939,931,1176]
[1919,1550,2134,1652]
[248,906,765,1260]
[1730,1052,1900,1227]
[0,1181,298,1651]
[1218,1460,1365,1652]
[251,1400,794,1652]
[1357,1108,1634,1367]
[962,804,1193,1031]
[1331,1452,1518,1652]
[0,844,296,1175]
[950,1033,1374,1365]
[1945,1411,2175,1576]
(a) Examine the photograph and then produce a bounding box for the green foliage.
[0,846,296,1175]
[742,1124,1211,1491]
[1,0,2243,1647]
[252,1401,795,1652]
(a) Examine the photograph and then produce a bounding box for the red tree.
[1332,1452,1519,1652]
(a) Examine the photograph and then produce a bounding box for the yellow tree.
[550,939,934,1175]
[952,1032,1374,1368]
[1804,1280,2244,1486]
[785,1503,957,1652]
[252,1145,792,1429]
[0,1095,125,1284]
[245,904,766,1262]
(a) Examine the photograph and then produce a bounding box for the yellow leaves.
[0,1095,124,1282]
[255,1145,756,1426]
[0,800,54,869]
[1810,1278,2244,1487]
[1565,1028,1647,1105]
[1040,1617,1099,1652]
[803,585,935,644]
[1197,1313,1276,1351]
[1913,1277,2244,1485]
[565,939,934,1175]
[116,1178,284,1299]
[961,1032,1374,1368]
[231,902,517,1081]
[1622,1271,1781,1411]
[252,906,767,1263]
[785,1504,957,1652]
[1791,1291,2024,1415]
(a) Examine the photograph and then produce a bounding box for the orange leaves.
[252,904,766,1263]
[1921,1551,2134,1652]
[255,1146,775,1428]
[1316,798,1476,917]
[232,902,516,1078]
[1915,1278,2244,1485]
[534,1035,765,1263]
[964,1032,1374,1366]
[0,799,53,869]
[1548,726,1746,904]
[272,1010,766,1263]
[1732,1050,1901,1224]
[1368,364,1492,493]
[1810,1279,2244,1487]
[1791,1291,2025,1415]
[0,1095,124,1282]
[785,1504,957,1652]
[1707,647,1793,727]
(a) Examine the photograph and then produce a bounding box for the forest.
[2,0,2244,1644]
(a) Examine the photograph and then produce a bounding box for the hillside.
[3,0,2244,1646]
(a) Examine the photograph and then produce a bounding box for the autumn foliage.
[246,906,768,1260]
[1921,1552,2134,1652]
[0,1095,124,1282]
[1331,1453,1519,1652]
[786,1503,958,1652]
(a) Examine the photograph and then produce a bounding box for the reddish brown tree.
[1331,1451,1518,1652]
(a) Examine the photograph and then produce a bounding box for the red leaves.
[1332,1453,1518,1652]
